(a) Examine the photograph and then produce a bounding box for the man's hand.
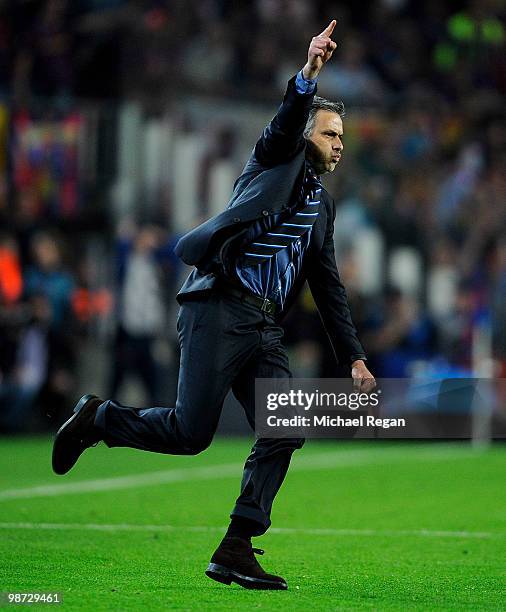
[351,360,376,393]
[302,20,338,81]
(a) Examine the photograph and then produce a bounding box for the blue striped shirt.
[234,71,317,309]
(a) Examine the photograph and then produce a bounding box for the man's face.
[305,110,344,175]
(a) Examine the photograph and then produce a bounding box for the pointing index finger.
[320,19,336,37]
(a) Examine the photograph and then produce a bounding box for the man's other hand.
[302,20,338,81]
[351,360,376,393]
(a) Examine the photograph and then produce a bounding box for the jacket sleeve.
[254,75,316,167]
[307,202,367,368]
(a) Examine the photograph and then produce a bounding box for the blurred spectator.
[71,257,113,330]
[24,232,76,330]
[435,143,484,230]
[109,221,173,405]
[0,231,78,431]
[12,109,82,221]
[0,293,75,432]
[29,0,74,98]
[491,238,506,365]
[181,23,232,86]
[438,280,482,370]
[317,34,388,104]
[363,288,437,377]
[0,3,13,98]
[0,233,23,306]
[0,234,25,411]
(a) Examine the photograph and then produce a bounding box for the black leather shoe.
[206,536,287,590]
[52,394,103,475]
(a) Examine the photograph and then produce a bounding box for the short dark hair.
[304,96,345,138]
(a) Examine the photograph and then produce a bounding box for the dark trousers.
[95,289,304,535]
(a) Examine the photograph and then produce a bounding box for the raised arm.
[254,20,338,167]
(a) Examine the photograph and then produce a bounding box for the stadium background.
[0,2,505,610]
[0,1,505,432]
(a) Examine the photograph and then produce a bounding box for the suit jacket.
[174,75,366,366]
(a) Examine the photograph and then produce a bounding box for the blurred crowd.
[0,0,505,431]
[0,0,506,105]
[2,0,505,103]
[0,223,181,432]
[0,230,83,431]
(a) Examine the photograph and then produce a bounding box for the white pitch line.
[0,522,500,540]
[0,444,479,501]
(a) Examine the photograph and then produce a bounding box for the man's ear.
[304,138,319,157]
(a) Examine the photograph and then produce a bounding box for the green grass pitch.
[0,437,505,611]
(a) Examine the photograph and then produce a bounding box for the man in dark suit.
[52,20,375,591]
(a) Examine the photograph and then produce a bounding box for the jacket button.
[262,210,269,216]
[233,217,241,222]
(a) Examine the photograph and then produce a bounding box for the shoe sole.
[52,394,99,475]
[205,563,287,590]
